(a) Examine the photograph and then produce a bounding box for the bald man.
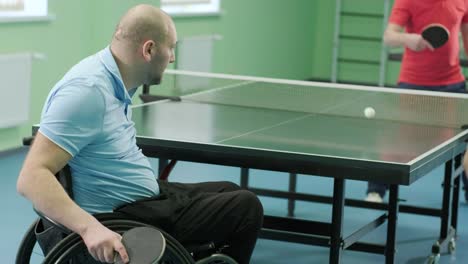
[17,4,263,264]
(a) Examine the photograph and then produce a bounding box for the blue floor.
[3,147,468,263]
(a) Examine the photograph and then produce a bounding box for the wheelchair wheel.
[195,253,238,264]
[15,218,39,264]
[42,219,194,264]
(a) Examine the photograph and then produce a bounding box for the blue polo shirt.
[39,46,159,213]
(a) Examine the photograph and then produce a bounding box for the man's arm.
[383,23,434,51]
[460,23,468,57]
[17,132,129,263]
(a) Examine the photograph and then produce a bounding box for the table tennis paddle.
[421,24,449,49]
[114,227,166,264]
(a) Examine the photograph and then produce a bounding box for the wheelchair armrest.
[33,208,72,235]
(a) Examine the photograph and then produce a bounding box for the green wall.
[310,0,335,80]
[0,0,150,151]
[0,0,406,152]
[0,0,95,151]
[204,0,315,79]
[0,0,316,151]
[308,0,402,84]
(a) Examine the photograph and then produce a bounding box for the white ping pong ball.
[364,107,376,118]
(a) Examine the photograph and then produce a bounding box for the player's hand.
[81,222,129,263]
[404,33,434,52]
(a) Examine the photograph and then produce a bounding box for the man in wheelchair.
[16,4,263,263]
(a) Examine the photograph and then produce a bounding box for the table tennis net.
[149,70,468,129]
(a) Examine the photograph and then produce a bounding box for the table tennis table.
[132,69,468,264]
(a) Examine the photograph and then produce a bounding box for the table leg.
[288,173,297,217]
[440,159,453,240]
[385,184,399,264]
[240,168,249,189]
[158,158,168,180]
[451,155,462,232]
[329,178,345,264]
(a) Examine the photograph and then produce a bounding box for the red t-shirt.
[389,0,468,86]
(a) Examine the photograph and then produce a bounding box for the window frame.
[161,0,221,17]
[0,0,54,23]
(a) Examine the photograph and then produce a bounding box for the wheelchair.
[16,137,237,264]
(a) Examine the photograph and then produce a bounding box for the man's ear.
[142,40,156,62]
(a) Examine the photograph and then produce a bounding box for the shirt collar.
[99,46,134,104]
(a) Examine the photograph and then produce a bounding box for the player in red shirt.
[366,0,468,203]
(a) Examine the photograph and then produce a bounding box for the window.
[161,0,221,17]
[0,0,24,11]
[0,0,51,22]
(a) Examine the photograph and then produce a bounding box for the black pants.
[116,180,264,264]
[36,181,263,264]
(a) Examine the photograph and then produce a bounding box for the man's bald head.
[112,4,172,46]
[110,4,177,89]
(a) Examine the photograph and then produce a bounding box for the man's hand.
[81,222,129,263]
[404,34,434,52]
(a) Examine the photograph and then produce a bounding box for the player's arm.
[17,84,129,263]
[460,23,468,57]
[17,132,129,263]
[383,23,433,51]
